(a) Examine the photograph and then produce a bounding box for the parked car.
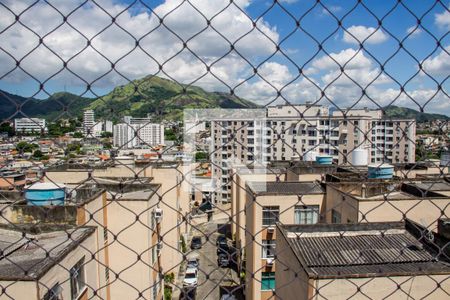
[216,234,227,246]
[183,268,198,287]
[217,242,229,255]
[220,294,237,300]
[217,253,230,267]
[187,257,199,269]
[191,236,202,250]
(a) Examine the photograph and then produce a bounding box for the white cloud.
[406,25,423,37]
[343,25,388,45]
[312,49,372,70]
[0,0,279,91]
[435,7,450,30]
[422,46,450,77]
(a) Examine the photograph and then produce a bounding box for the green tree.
[16,142,37,153]
[101,131,113,138]
[32,149,43,159]
[195,151,208,161]
[0,123,14,136]
[73,132,83,138]
[164,128,177,141]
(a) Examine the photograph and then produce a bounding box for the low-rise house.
[275,220,450,300]
[326,179,450,230]
[0,224,98,300]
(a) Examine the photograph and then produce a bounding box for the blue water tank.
[25,182,66,206]
[368,164,394,179]
[315,155,333,165]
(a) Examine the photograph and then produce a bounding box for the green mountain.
[383,105,450,122]
[0,76,258,122]
[88,76,258,121]
[0,90,94,121]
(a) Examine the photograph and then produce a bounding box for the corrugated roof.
[291,233,431,268]
[283,223,450,277]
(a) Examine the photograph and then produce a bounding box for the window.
[70,258,86,299]
[262,240,276,258]
[294,205,319,224]
[262,206,279,226]
[44,283,62,300]
[332,209,341,223]
[261,272,275,290]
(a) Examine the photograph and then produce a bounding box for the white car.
[183,268,198,287]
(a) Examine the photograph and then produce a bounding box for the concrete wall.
[145,165,189,277]
[106,196,161,300]
[275,227,310,300]
[0,281,36,300]
[326,185,450,230]
[315,275,449,299]
[37,233,99,300]
[245,192,325,300]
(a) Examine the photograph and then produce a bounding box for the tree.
[164,128,177,141]
[32,149,43,159]
[0,123,14,136]
[101,131,113,138]
[73,132,83,138]
[195,151,208,161]
[16,141,37,153]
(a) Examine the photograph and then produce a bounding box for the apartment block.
[211,105,415,203]
[14,118,47,134]
[114,116,164,149]
[0,178,165,300]
[276,221,450,300]
[0,225,98,300]
[244,181,326,300]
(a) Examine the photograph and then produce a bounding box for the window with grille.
[294,205,319,224]
[261,272,276,291]
[262,240,276,259]
[70,258,86,300]
[262,206,280,226]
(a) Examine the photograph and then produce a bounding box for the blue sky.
[0,0,449,115]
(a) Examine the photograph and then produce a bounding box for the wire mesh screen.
[0,0,449,300]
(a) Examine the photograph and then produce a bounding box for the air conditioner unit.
[267,226,275,234]
[266,258,274,266]
[153,208,163,223]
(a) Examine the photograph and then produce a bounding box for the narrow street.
[175,211,243,300]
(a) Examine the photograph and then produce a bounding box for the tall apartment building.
[14,118,47,133]
[113,116,164,149]
[83,110,113,138]
[83,109,95,137]
[211,105,416,203]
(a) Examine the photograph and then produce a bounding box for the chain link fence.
[0,0,449,299]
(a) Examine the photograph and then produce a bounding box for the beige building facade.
[244,181,326,300]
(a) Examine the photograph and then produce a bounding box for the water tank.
[440,151,450,168]
[303,151,318,162]
[25,182,66,206]
[368,164,394,179]
[352,148,369,166]
[316,155,333,165]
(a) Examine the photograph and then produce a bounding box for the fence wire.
[0,0,449,300]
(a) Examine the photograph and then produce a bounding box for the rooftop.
[278,221,450,279]
[0,224,95,280]
[247,181,325,196]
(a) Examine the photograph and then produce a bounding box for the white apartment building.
[83,110,95,137]
[113,116,164,149]
[84,110,113,138]
[211,105,416,202]
[14,118,47,133]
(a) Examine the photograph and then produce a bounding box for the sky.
[0,0,449,115]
